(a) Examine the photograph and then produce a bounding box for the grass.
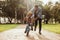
[0,23,60,34]
[42,24,60,34]
[0,24,18,32]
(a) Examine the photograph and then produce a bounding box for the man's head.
[34,5,38,10]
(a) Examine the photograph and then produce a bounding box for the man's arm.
[30,7,34,18]
[29,7,34,13]
[38,7,42,19]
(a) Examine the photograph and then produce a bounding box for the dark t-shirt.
[34,10,38,18]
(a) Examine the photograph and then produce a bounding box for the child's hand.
[24,17,28,22]
[24,17,27,21]
[34,17,38,21]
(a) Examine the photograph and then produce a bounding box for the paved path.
[0,24,60,40]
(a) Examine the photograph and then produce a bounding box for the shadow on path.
[0,25,60,40]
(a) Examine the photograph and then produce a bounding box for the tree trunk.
[0,18,1,24]
[8,17,12,23]
[59,21,60,23]
[4,17,6,24]
[55,18,57,24]
[50,18,54,24]
[58,20,60,23]
[46,19,49,24]
[44,19,49,24]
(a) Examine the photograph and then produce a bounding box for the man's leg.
[31,24,33,31]
[39,19,42,34]
[34,20,38,31]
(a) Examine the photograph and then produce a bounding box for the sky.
[0,0,59,4]
[30,0,59,5]
[40,0,59,4]
[0,0,5,1]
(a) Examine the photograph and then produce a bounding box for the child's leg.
[24,24,30,33]
[31,23,33,30]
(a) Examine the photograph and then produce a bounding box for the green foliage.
[43,1,60,24]
[0,24,18,32]
[42,24,60,34]
[1,0,26,23]
[0,0,60,24]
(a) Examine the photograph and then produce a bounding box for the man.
[30,5,42,34]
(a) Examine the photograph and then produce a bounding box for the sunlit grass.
[0,23,60,34]
[0,24,18,32]
[42,24,60,34]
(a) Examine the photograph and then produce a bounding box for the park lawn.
[0,24,18,32]
[42,24,60,34]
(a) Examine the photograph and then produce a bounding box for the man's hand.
[34,17,38,21]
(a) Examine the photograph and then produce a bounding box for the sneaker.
[39,32,41,35]
[34,29,36,31]
[31,29,33,31]
[24,31,26,33]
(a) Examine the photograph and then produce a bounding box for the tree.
[43,3,52,24]
[2,0,27,23]
[51,2,60,23]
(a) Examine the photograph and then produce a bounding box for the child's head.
[27,12,32,17]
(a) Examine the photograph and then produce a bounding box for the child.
[24,12,34,36]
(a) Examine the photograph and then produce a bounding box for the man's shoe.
[24,31,26,33]
[34,29,36,31]
[39,32,41,35]
[31,29,33,31]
